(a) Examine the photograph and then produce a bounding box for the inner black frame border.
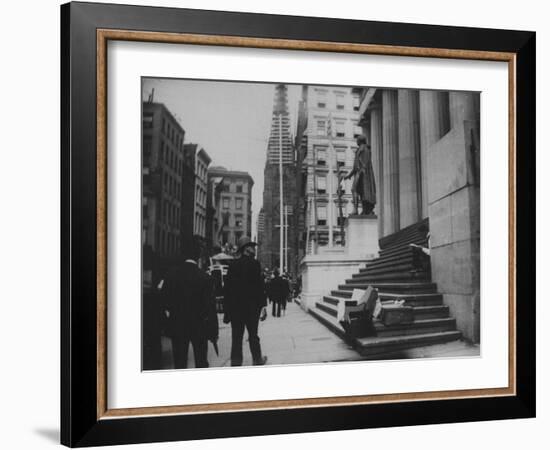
[61,2,535,447]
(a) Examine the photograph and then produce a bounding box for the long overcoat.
[223,255,267,317]
[351,143,377,205]
[161,262,218,340]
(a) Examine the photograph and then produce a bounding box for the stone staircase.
[310,218,462,358]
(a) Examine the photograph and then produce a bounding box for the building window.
[316,148,327,166]
[143,136,152,165]
[222,198,229,209]
[162,118,166,134]
[316,90,327,108]
[235,215,243,228]
[236,198,243,210]
[353,123,362,138]
[317,205,327,226]
[352,94,360,111]
[316,120,326,136]
[143,112,154,128]
[222,212,230,226]
[336,121,346,138]
[336,148,346,168]
[236,184,243,193]
[335,94,345,110]
[316,176,327,194]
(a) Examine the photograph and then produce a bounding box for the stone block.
[443,293,480,343]
[450,187,472,243]
[300,254,368,311]
[427,126,468,204]
[431,239,478,296]
[428,196,452,248]
[345,215,380,258]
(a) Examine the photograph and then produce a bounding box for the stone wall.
[427,120,480,342]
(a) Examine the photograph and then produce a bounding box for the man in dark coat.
[344,135,377,215]
[267,269,290,317]
[224,236,268,366]
[161,242,218,369]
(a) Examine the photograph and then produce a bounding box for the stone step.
[331,289,353,298]
[412,305,450,320]
[380,232,426,251]
[378,218,429,249]
[315,301,338,317]
[319,299,448,321]
[339,282,437,293]
[308,306,346,338]
[322,295,357,307]
[379,227,421,246]
[361,256,414,272]
[378,292,443,306]
[374,317,456,338]
[348,271,427,283]
[378,239,427,259]
[354,330,462,358]
[355,262,413,277]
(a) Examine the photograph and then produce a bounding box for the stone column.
[449,91,477,130]
[419,90,448,217]
[370,105,383,237]
[382,90,399,236]
[397,90,422,228]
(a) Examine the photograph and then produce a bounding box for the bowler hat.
[237,235,257,251]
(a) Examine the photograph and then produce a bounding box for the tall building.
[206,172,225,250]
[295,85,309,261]
[258,84,299,274]
[207,166,254,248]
[298,85,362,252]
[256,208,265,244]
[184,144,211,239]
[181,144,196,252]
[142,101,194,284]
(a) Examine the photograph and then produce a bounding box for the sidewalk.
[160,300,479,369]
[161,300,362,369]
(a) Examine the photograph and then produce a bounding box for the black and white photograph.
[141,78,481,370]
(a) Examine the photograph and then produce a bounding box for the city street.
[160,300,362,369]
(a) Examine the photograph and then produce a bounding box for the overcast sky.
[142,78,302,234]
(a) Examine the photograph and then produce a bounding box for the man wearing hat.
[223,236,268,366]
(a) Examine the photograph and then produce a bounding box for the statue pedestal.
[298,215,380,312]
[345,214,380,259]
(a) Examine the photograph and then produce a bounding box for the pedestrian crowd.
[157,236,300,369]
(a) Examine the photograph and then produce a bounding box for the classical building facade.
[298,85,362,252]
[356,88,480,342]
[258,84,299,274]
[207,166,254,248]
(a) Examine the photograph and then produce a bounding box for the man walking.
[161,241,218,369]
[267,268,289,318]
[224,236,268,366]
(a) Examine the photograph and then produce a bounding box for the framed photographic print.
[61,1,535,447]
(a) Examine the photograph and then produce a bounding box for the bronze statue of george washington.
[343,135,377,215]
